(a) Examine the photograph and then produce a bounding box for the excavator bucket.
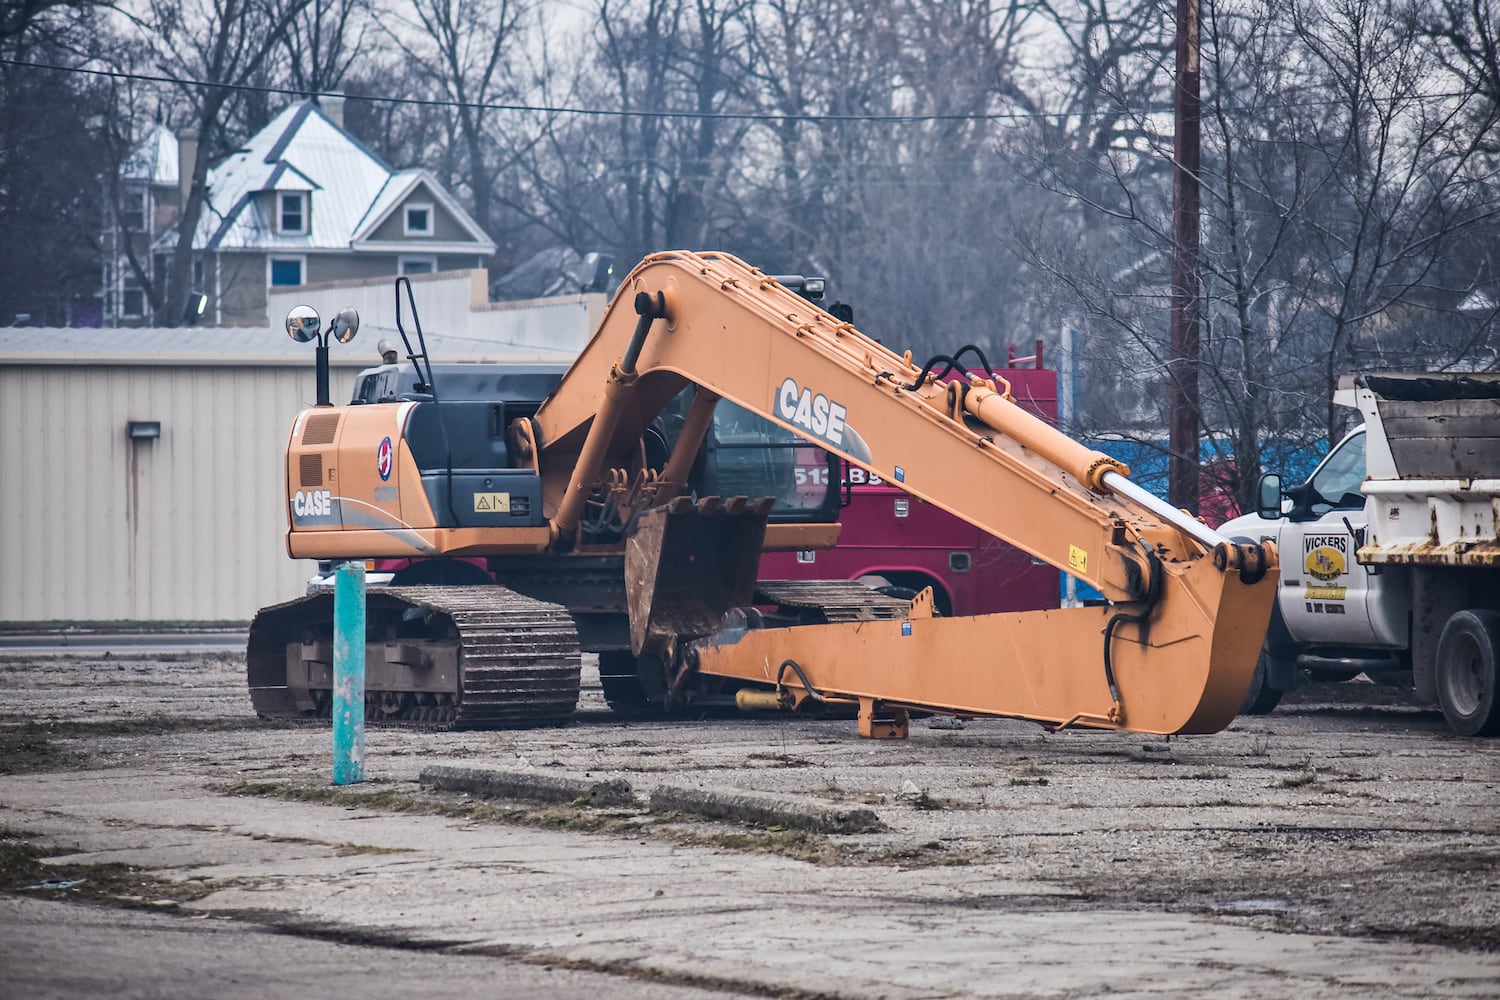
[626,495,773,656]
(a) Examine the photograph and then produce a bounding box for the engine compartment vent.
[302,413,341,446]
[299,453,324,487]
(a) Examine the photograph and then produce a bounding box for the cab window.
[711,401,838,519]
[1306,429,1366,514]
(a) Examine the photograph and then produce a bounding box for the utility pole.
[1169,0,1202,513]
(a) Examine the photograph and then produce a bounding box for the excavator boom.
[528,251,1278,734]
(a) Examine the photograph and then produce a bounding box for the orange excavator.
[248,251,1277,736]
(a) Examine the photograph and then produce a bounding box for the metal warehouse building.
[0,274,600,623]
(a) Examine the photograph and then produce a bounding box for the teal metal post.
[332,560,366,785]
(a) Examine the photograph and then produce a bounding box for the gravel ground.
[1,650,1497,998]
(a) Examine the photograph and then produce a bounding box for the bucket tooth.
[626,495,771,656]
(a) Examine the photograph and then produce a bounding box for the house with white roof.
[102,123,182,326]
[151,96,495,326]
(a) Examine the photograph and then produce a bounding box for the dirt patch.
[0,827,216,910]
[0,723,90,775]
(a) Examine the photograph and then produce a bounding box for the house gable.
[351,172,494,255]
[370,182,469,243]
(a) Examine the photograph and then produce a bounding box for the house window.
[404,202,433,236]
[120,187,147,232]
[121,273,146,318]
[269,256,305,286]
[278,192,307,234]
[399,255,437,276]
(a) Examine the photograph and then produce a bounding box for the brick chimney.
[175,127,197,209]
[321,92,345,129]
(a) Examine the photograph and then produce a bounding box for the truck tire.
[1241,649,1286,716]
[1308,667,1362,683]
[1434,609,1500,737]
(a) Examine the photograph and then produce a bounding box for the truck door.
[1277,429,1375,645]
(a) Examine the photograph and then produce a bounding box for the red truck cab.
[759,362,1059,616]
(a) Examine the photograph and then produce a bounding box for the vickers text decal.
[1303,533,1349,583]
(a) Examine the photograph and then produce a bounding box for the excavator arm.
[524,251,1279,735]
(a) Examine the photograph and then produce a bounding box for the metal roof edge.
[204,191,255,250]
[351,239,497,255]
[263,101,319,164]
[350,172,422,242]
[350,175,396,237]
[0,354,371,368]
[474,292,603,312]
[263,160,322,192]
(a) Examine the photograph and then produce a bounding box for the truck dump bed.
[1357,373,1500,566]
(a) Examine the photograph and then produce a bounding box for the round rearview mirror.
[286,304,321,342]
[329,306,360,344]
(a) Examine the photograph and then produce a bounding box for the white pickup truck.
[1219,372,1500,736]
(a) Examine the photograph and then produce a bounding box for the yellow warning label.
[1304,586,1347,601]
[1068,545,1088,573]
[473,492,511,513]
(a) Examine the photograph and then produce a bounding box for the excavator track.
[247,585,580,729]
[753,580,912,625]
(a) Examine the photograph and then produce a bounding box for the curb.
[419,765,635,807]
[649,784,883,834]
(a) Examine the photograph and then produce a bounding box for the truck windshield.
[1308,429,1367,512]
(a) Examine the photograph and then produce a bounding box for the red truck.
[759,357,1059,616]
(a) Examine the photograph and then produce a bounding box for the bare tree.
[280,0,372,95]
[1003,0,1500,513]
[0,3,116,325]
[117,0,314,325]
[1422,0,1500,114]
[1288,0,1499,439]
[383,0,532,239]
[733,0,1036,354]
[0,0,114,38]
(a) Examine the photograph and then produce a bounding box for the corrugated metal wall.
[0,362,367,623]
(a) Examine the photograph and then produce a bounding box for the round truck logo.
[377,436,393,481]
[1303,534,1349,582]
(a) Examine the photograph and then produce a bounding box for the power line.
[0,57,1049,124]
[7,56,1475,126]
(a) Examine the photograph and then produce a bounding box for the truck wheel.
[1308,667,1362,683]
[1435,610,1500,737]
[1241,649,1286,716]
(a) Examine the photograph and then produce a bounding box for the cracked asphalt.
[1,650,1497,999]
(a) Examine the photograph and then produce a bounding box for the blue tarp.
[1062,437,1326,603]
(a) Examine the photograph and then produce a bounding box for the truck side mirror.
[1256,473,1283,519]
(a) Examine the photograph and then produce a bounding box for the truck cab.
[1255,425,1412,654]
[1221,373,1500,735]
[1220,406,1409,713]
